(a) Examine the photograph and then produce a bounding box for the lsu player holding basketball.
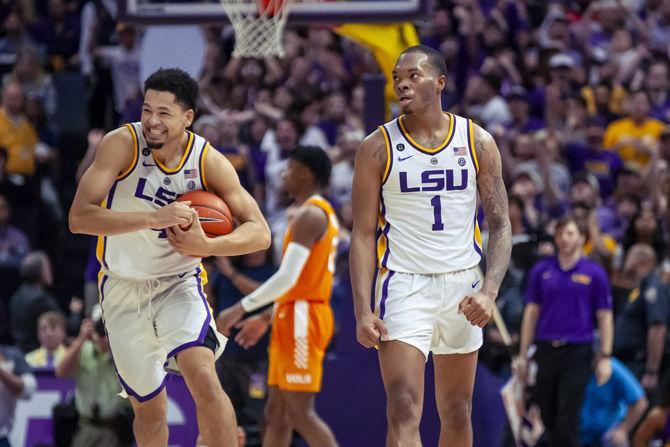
[217,145,340,447]
[69,68,270,447]
[351,45,512,446]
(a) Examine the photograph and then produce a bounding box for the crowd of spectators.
[0,0,669,445]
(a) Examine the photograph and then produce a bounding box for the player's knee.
[184,365,222,401]
[438,395,472,429]
[386,386,421,428]
[133,401,167,432]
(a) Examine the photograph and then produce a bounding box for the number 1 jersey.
[377,113,482,274]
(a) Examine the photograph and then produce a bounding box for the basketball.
[177,190,233,237]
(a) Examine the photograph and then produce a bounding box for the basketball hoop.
[219,0,290,58]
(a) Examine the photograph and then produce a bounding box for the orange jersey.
[277,195,339,305]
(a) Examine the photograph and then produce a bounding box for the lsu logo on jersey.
[134,177,177,207]
[399,169,468,192]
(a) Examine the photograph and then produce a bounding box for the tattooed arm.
[350,129,389,348]
[474,123,512,299]
[458,123,512,327]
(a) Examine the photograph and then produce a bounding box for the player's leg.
[99,274,170,446]
[378,341,426,447]
[432,352,478,447]
[262,386,293,447]
[280,389,339,447]
[430,267,485,447]
[129,390,169,447]
[177,345,238,447]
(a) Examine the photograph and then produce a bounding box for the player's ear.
[184,108,195,127]
[436,74,446,93]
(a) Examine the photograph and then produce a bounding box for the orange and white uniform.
[242,195,339,392]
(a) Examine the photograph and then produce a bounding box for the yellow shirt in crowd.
[603,117,666,169]
[0,107,39,175]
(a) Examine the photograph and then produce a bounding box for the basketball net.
[219,0,290,58]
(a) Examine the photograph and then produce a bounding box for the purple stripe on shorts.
[379,271,395,320]
[166,267,212,360]
[370,268,379,312]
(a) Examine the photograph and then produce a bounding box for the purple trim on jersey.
[473,214,483,257]
[466,119,479,174]
[101,182,118,269]
[198,139,208,191]
[117,124,140,181]
[153,131,196,176]
[380,125,393,186]
[99,274,109,304]
[371,228,382,312]
[379,271,395,320]
[396,114,456,156]
[380,195,391,268]
[165,267,212,360]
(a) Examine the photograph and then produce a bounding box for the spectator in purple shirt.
[564,116,623,199]
[514,215,614,447]
[504,86,545,136]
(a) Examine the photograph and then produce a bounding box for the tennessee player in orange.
[217,145,340,447]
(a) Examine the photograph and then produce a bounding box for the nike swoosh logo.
[178,272,189,278]
[398,155,413,162]
[471,280,480,288]
[143,161,156,167]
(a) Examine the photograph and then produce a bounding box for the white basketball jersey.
[377,113,482,274]
[96,122,210,279]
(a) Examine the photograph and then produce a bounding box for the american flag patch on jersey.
[453,146,467,156]
[184,169,197,178]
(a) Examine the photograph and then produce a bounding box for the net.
[219,0,290,58]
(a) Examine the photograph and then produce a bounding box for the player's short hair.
[399,45,447,78]
[144,68,198,111]
[290,145,332,189]
[38,311,66,330]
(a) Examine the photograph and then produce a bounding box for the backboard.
[119,0,429,24]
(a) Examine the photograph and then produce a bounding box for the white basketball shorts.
[373,265,483,360]
[99,266,227,401]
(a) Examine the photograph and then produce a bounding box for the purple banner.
[10,372,198,446]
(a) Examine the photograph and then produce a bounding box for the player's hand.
[355,312,388,349]
[234,314,271,349]
[152,201,194,229]
[78,319,94,341]
[216,302,246,337]
[596,356,612,386]
[458,291,495,327]
[167,210,211,258]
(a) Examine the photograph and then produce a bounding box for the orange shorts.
[268,300,334,392]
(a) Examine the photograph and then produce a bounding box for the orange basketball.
[177,190,233,237]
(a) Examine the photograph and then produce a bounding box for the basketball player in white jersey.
[69,68,270,447]
[351,46,512,446]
